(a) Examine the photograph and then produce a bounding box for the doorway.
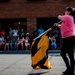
[37,17,59,30]
[37,17,61,49]
[0,18,27,36]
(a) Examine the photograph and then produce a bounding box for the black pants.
[61,36,75,74]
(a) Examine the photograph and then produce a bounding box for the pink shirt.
[60,15,75,38]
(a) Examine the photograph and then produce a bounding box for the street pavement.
[0,50,75,75]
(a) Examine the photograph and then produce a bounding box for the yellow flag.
[31,28,52,70]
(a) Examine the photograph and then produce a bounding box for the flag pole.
[33,21,62,41]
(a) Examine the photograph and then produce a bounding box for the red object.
[0,31,6,37]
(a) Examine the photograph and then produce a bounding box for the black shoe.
[62,69,69,74]
[62,70,74,75]
[69,71,74,75]
[62,73,71,75]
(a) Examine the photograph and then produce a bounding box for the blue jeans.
[10,42,17,50]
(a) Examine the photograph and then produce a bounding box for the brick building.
[0,0,75,37]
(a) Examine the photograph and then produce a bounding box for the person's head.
[65,7,74,16]
[26,33,30,37]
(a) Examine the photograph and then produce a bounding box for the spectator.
[4,36,10,51]
[13,28,18,37]
[52,27,60,48]
[51,36,57,50]
[20,29,25,37]
[16,35,24,50]
[9,27,13,40]
[32,27,38,38]
[38,26,45,35]
[9,34,17,50]
[0,29,6,38]
[24,33,30,50]
[0,34,5,50]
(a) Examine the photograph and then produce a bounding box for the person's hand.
[54,23,59,27]
[54,23,61,28]
[58,15,62,20]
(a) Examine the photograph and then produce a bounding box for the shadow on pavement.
[28,71,49,75]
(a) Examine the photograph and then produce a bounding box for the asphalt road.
[0,53,69,75]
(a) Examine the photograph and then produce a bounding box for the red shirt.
[0,31,6,37]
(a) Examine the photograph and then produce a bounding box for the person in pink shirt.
[56,7,75,75]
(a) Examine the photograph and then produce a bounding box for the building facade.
[0,0,75,36]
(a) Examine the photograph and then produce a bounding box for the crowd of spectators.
[0,28,30,51]
[0,26,60,51]
[32,26,60,50]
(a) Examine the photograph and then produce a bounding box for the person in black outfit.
[55,7,75,75]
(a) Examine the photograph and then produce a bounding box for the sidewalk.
[0,50,74,75]
[0,52,71,75]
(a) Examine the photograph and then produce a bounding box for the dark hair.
[73,8,75,16]
[66,7,74,16]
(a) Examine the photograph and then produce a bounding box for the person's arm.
[55,23,61,29]
[58,15,62,20]
[55,15,62,28]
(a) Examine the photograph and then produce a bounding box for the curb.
[0,50,60,54]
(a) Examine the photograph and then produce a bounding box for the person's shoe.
[62,73,70,75]
[62,69,69,74]
[69,71,74,75]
